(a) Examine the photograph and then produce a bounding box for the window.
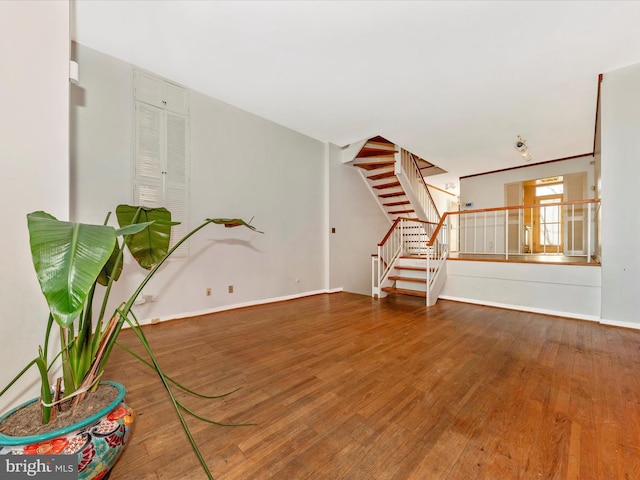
[534,180,563,253]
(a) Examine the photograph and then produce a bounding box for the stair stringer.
[426,258,447,307]
[356,167,395,225]
[340,138,369,164]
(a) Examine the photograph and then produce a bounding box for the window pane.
[536,184,563,196]
[540,224,560,245]
[542,205,559,223]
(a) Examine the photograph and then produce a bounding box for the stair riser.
[396,258,428,269]
[393,271,427,280]
[395,281,427,292]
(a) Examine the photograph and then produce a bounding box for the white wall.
[449,127,600,319]
[460,155,595,210]
[427,184,458,218]
[70,42,133,222]
[0,1,70,414]
[600,62,640,329]
[441,261,601,320]
[329,143,390,295]
[71,44,327,324]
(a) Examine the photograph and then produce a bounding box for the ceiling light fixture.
[514,135,532,162]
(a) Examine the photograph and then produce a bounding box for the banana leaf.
[27,212,116,328]
[116,205,175,270]
[97,222,156,286]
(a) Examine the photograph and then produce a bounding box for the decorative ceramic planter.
[0,381,134,480]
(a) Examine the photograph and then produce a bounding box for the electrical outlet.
[206,288,211,296]
[228,285,234,294]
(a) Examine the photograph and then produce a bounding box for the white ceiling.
[73,0,640,188]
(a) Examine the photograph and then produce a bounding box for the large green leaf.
[115,205,174,270]
[96,241,123,286]
[27,212,117,328]
[96,222,156,286]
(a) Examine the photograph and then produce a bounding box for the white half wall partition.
[440,261,601,321]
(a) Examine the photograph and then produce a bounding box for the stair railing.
[399,149,440,225]
[373,217,434,297]
[441,199,601,262]
[374,218,403,297]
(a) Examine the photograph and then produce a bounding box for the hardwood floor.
[105,293,640,479]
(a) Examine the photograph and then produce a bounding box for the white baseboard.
[438,295,601,322]
[599,318,640,330]
[133,288,344,327]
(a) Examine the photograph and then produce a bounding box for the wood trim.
[593,73,603,154]
[452,198,600,215]
[460,153,594,181]
[397,217,439,225]
[428,212,449,246]
[426,182,457,197]
[447,254,601,267]
[378,217,402,246]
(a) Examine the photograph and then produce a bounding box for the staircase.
[351,136,440,221]
[344,136,448,306]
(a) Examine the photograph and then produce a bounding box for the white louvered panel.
[166,113,187,185]
[164,82,189,114]
[135,103,163,180]
[137,182,163,208]
[134,69,190,257]
[134,70,164,108]
[166,184,188,257]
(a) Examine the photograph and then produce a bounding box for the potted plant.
[0,205,260,479]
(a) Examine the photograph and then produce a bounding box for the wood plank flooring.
[105,293,640,479]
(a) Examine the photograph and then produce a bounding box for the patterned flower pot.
[0,381,134,480]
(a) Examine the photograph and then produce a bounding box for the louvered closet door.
[165,112,188,256]
[134,102,164,208]
[134,104,189,257]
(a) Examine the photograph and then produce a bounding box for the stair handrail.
[428,212,450,247]
[431,198,601,261]
[377,217,403,291]
[377,217,436,290]
[400,149,441,224]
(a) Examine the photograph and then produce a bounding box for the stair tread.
[389,209,415,214]
[366,137,395,147]
[388,275,425,283]
[383,200,411,207]
[357,148,397,158]
[368,171,396,181]
[373,181,401,190]
[378,191,406,198]
[395,266,428,271]
[381,287,427,298]
[353,161,395,171]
